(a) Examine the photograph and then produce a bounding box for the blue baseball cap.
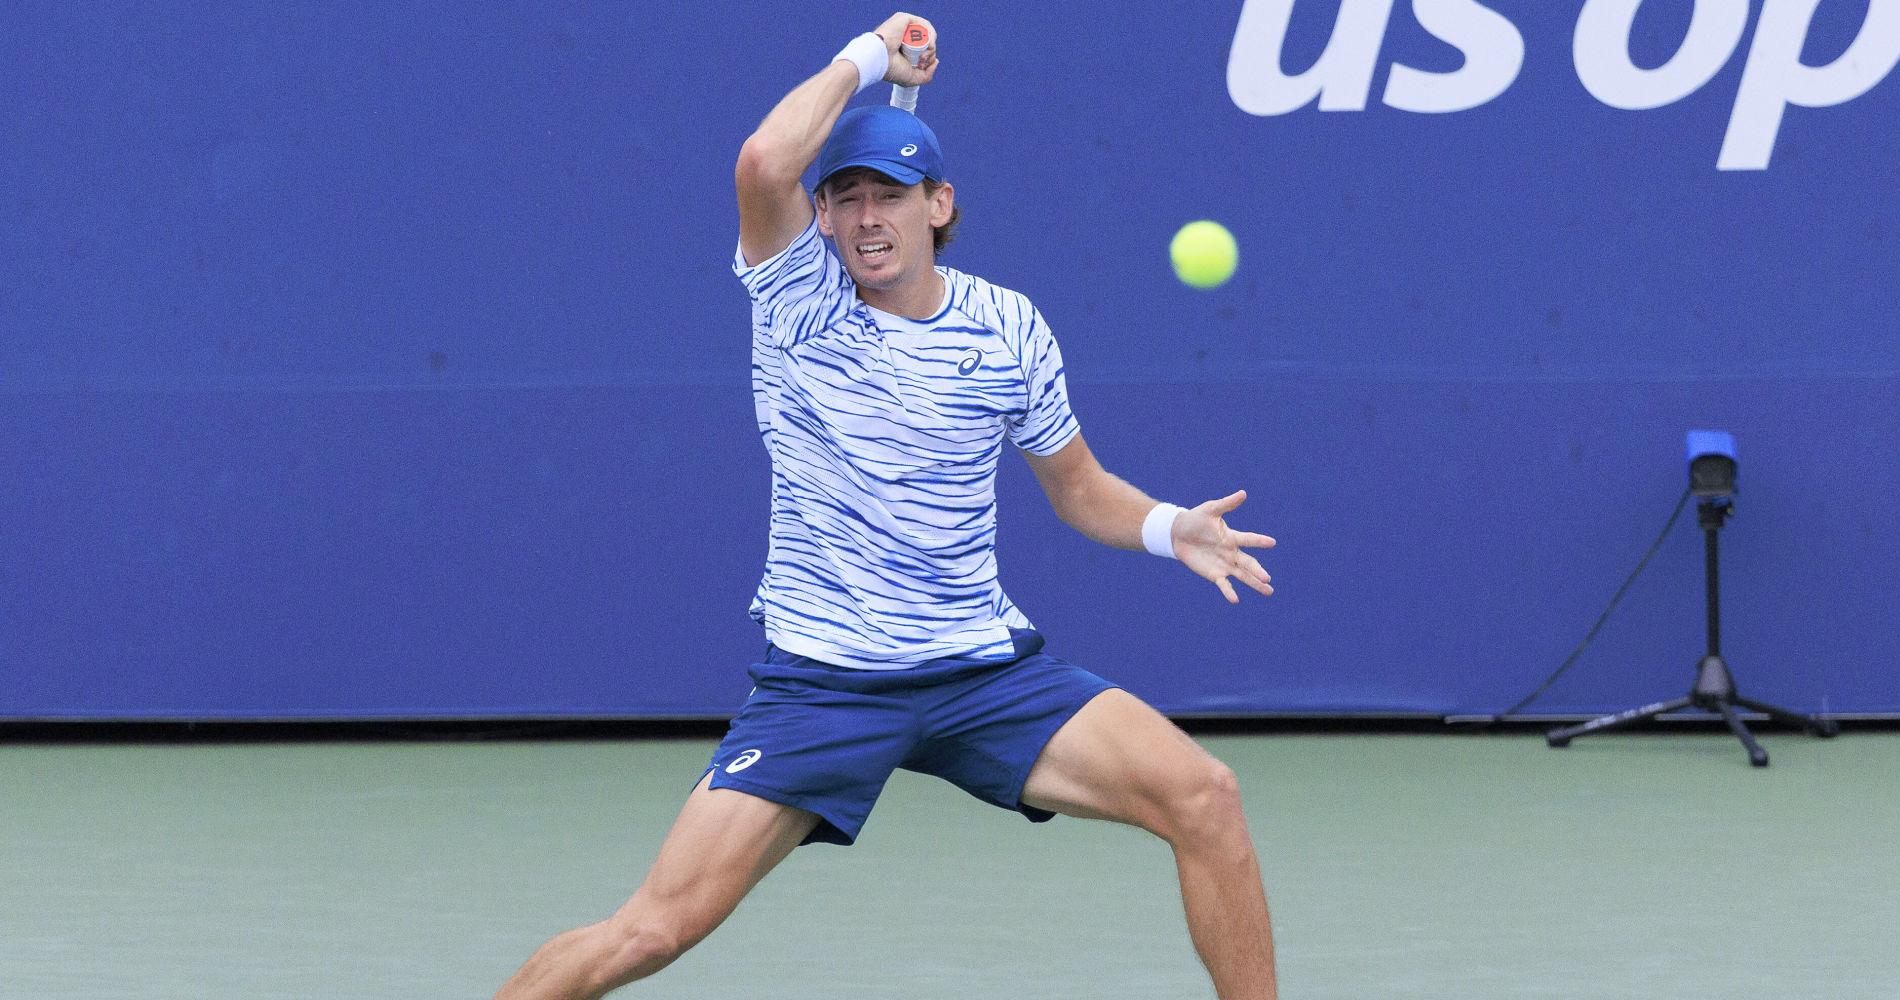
[815,105,945,188]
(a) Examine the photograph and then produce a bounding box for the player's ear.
[927,180,954,229]
[813,189,835,239]
[919,180,950,229]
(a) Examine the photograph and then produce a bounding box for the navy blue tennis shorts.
[704,629,1117,846]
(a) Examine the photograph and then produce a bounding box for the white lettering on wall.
[1720,0,1900,169]
[1227,0,1900,169]
[1573,0,1748,110]
[1385,0,1524,113]
[1228,0,1397,115]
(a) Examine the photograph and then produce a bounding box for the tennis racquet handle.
[889,23,930,113]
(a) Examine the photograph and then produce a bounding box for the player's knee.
[595,917,692,990]
[1163,759,1248,849]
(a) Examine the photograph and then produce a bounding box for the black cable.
[1488,488,1692,722]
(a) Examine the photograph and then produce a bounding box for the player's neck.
[857,267,945,321]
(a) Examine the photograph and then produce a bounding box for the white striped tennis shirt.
[733,218,1080,669]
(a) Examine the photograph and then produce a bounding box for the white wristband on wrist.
[833,32,888,94]
[1142,503,1186,559]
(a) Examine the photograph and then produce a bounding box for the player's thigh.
[1019,687,1229,833]
[615,772,821,939]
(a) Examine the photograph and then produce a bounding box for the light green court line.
[2,733,1892,999]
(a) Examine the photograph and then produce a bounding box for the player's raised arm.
[736,13,937,267]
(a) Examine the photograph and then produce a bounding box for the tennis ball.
[1170,220,1238,289]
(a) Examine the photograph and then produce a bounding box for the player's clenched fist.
[873,12,937,86]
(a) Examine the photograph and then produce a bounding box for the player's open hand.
[1174,490,1275,603]
[874,12,937,86]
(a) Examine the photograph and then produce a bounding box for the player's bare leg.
[494,774,820,1000]
[1022,688,1277,1000]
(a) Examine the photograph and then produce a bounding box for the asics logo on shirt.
[958,349,982,376]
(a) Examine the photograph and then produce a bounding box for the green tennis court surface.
[5,731,1892,998]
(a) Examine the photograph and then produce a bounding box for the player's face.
[817,172,953,292]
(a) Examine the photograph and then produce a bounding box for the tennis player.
[494,12,1279,999]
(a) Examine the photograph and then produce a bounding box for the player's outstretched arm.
[1023,435,1275,603]
[736,13,938,266]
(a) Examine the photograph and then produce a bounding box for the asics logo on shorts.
[727,749,763,772]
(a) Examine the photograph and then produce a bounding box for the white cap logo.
[900,144,918,156]
[728,749,762,772]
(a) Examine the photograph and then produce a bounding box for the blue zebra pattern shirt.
[733,218,1081,670]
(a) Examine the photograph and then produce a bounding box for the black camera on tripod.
[1686,430,1736,500]
[1546,431,1839,766]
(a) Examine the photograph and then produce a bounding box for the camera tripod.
[1547,499,1838,766]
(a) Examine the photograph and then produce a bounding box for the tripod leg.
[1731,696,1841,737]
[1713,699,1770,766]
[1547,697,1692,748]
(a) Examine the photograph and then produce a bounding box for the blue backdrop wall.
[4,1,1896,719]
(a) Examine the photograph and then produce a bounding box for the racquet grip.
[890,24,929,113]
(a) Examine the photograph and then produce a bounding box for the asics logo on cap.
[900,144,918,156]
[727,749,763,772]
